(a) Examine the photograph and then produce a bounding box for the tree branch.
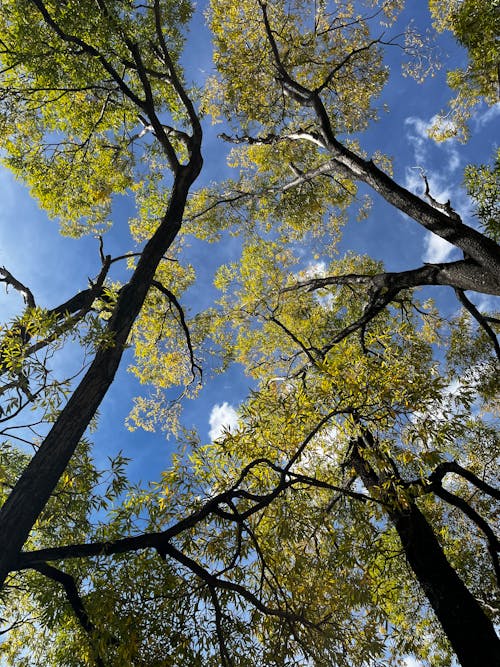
[124,39,179,171]
[431,486,500,586]
[454,288,500,360]
[31,562,106,667]
[159,540,318,628]
[31,0,145,110]
[428,461,500,501]
[268,315,320,365]
[152,0,202,145]
[207,583,233,667]
[282,260,500,297]
[0,268,36,309]
[244,5,500,278]
[151,280,202,381]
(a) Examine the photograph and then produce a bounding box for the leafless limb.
[151,280,202,381]
[0,268,36,309]
[454,288,500,361]
[420,169,461,222]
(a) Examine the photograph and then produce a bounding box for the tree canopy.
[0,1,498,666]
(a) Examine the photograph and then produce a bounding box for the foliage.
[0,1,498,666]
[429,0,500,140]
[464,147,500,242]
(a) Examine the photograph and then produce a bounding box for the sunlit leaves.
[429,0,500,140]
[464,148,500,242]
[0,1,498,665]
[0,0,194,235]
[206,0,393,133]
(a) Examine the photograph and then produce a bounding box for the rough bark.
[0,160,202,588]
[351,437,500,667]
[257,0,500,282]
[288,259,500,297]
[323,132,500,279]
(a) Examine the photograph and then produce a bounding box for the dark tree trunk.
[0,162,202,588]
[351,439,500,667]
[390,502,500,666]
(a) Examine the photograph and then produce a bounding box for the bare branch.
[455,288,500,361]
[0,268,36,309]
[124,40,179,170]
[420,170,461,222]
[151,280,202,381]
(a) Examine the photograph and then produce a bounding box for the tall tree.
[0,1,498,666]
[0,0,203,585]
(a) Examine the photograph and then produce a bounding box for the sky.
[0,2,498,664]
[0,2,498,480]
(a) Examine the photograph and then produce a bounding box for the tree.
[429,0,500,139]
[0,1,498,666]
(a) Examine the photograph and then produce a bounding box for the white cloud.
[404,114,460,169]
[404,116,431,163]
[446,146,460,173]
[299,261,327,280]
[402,658,425,667]
[208,402,239,441]
[422,232,456,263]
[405,116,432,140]
[473,103,500,129]
[468,293,500,314]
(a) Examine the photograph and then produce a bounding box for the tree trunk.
[351,439,500,667]
[390,501,500,666]
[0,162,201,588]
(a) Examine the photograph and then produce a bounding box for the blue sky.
[0,3,498,663]
[0,1,498,512]
[0,1,498,486]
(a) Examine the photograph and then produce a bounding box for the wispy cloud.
[402,658,425,667]
[404,116,431,163]
[446,145,461,172]
[208,401,239,441]
[423,232,456,263]
[405,114,461,172]
[473,103,500,130]
[467,293,500,314]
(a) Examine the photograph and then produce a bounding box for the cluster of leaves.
[0,0,193,234]
[0,1,498,666]
[429,0,500,139]
[464,147,500,242]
